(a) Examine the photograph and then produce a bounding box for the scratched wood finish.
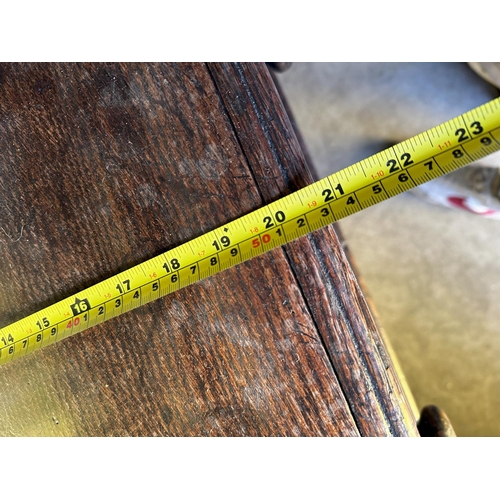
[0,63,417,436]
[0,63,359,436]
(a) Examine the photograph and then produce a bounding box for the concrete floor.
[276,63,500,436]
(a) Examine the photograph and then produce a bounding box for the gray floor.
[277,63,500,436]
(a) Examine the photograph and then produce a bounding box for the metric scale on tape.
[1,97,500,366]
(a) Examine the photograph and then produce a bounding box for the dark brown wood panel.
[0,63,362,436]
[208,62,419,436]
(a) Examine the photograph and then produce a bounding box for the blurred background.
[275,62,500,436]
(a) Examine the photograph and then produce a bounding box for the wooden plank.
[0,62,359,436]
[269,66,421,428]
[209,62,419,436]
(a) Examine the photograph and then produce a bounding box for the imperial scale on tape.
[1,97,500,366]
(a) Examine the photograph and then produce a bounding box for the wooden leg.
[418,405,457,437]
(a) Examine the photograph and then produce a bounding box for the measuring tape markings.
[1,98,500,365]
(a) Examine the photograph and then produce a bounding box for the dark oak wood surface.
[0,62,418,436]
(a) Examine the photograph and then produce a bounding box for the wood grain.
[0,62,418,436]
[0,63,360,436]
[208,62,419,436]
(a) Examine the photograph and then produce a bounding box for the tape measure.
[2,97,500,366]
